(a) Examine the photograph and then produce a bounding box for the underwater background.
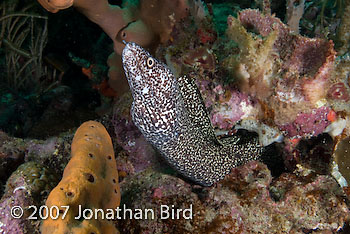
[0,0,350,233]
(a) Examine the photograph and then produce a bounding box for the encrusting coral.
[41,121,120,234]
[151,4,350,182]
[224,9,336,121]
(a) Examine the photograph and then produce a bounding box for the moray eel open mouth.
[122,42,263,186]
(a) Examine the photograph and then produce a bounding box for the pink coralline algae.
[280,107,331,138]
[116,161,349,233]
[117,170,200,233]
[24,136,73,176]
[0,132,71,184]
[0,162,58,234]
[196,80,258,130]
[225,9,337,124]
[237,9,335,74]
[208,161,347,233]
[152,187,164,199]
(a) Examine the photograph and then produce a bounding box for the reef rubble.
[1,0,350,233]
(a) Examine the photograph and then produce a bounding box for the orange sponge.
[41,121,120,234]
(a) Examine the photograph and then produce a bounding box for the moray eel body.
[122,42,263,186]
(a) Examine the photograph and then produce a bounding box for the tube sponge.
[41,121,120,234]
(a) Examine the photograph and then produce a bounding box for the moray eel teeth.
[122,42,263,186]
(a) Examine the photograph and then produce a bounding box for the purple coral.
[280,107,331,138]
[229,9,336,121]
[237,9,336,74]
[196,79,258,130]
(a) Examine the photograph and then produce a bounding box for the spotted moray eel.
[122,42,263,186]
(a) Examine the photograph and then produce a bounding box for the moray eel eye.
[147,57,154,68]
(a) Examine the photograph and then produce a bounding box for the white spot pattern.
[122,42,263,186]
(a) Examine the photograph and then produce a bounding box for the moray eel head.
[122,42,178,140]
[122,42,174,101]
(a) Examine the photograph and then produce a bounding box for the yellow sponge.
[41,121,120,234]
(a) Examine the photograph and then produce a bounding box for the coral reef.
[327,55,350,113]
[117,161,349,233]
[0,161,58,234]
[41,121,120,233]
[0,1,350,233]
[196,81,260,130]
[225,9,336,124]
[0,132,26,183]
[0,131,72,191]
[0,108,346,233]
[157,5,348,170]
[280,107,331,138]
[298,0,344,39]
[117,169,204,233]
[24,135,73,175]
[207,162,347,233]
[159,5,344,145]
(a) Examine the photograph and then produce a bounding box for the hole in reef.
[107,155,112,160]
[88,153,94,158]
[112,179,116,183]
[66,191,74,197]
[85,173,95,183]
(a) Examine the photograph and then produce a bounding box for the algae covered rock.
[0,161,58,234]
[117,161,349,233]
